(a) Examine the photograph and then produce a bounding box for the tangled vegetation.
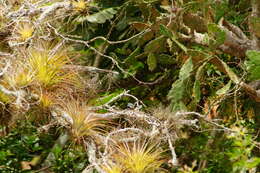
[0,0,260,172]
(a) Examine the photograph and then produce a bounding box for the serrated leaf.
[192,62,206,103]
[171,101,187,112]
[77,8,118,24]
[246,50,260,64]
[245,50,260,80]
[179,58,193,79]
[216,81,232,95]
[147,53,157,71]
[167,79,185,102]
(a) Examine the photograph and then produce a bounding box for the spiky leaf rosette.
[113,140,164,173]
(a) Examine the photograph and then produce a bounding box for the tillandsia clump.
[111,140,165,173]
[0,0,260,172]
[72,0,88,12]
[16,21,34,41]
[63,100,110,142]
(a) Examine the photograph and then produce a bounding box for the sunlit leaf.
[208,23,226,47]
[147,53,157,71]
[193,80,201,103]
[168,79,185,102]
[91,90,124,106]
[220,59,239,84]
[179,58,193,79]
[159,24,173,38]
[245,50,260,80]
[216,81,232,95]
[192,62,206,104]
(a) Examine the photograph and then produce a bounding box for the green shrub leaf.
[179,58,193,79]
[245,50,260,80]
[147,53,157,71]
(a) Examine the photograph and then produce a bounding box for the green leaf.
[159,24,173,38]
[216,81,232,95]
[179,58,193,79]
[124,47,141,64]
[144,35,166,53]
[160,24,187,53]
[208,23,226,47]
[157,54,176,65]
[124,61,144,78]
[171,101,187,112]
[245,50,260,80]
[77,8,118,24]
[245,157,260,168]
[220,59,239,84]
[92,90,124,106]
[147,53,157,71]
[193,80,201,103]
[192,62,206,103]
[53,146,62,158]
[168,79,185,102]
[172,38,188,53]
[195,62,206,80]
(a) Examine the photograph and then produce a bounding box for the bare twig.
[63,65,119,75]
[176,111,234,132]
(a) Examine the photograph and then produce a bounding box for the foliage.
[0,121,55,172]
[245,50,260,80]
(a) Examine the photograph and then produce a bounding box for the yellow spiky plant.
[16,22,34,41]
[113,140,164,173]
[39,92,55,109]
[63,100,109,141]
[28,48,67,88]
[103,163,123,173]
[7,68,34,88]
[26,43,81,90]
[72,0,87,12]
[5,42,80,90]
